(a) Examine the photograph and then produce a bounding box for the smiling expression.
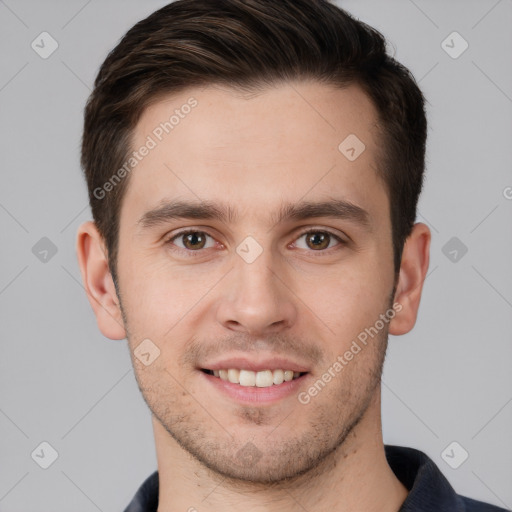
[111,80,398,482]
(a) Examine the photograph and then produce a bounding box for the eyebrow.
[137,198,372,231]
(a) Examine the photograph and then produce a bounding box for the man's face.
[115,81,396,482]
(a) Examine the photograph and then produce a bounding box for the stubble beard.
[122,320,388,486]
[115,277,394,487]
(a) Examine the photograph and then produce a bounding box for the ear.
[76,221,126,340]
[389,222,431,336]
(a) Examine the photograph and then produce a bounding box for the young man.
[76,1,506,510]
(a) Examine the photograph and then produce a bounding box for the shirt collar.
[384,445,464,511]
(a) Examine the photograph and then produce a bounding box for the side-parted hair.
[81,0,427,282]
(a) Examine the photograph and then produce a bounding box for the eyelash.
[164,228,347,256]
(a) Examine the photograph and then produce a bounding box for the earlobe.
[389,222,431,336]
[76,221,126,340]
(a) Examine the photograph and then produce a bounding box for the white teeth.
[273,369,284,385]
[210,368,304,387]
[255,370,273,387]
[239,369,256,386]
[227,368,240,384]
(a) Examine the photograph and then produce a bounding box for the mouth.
[201,368,308,388]
[198,356,312,403]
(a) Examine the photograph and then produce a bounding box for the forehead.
[122,81,388,228]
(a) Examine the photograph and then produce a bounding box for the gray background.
[0,0,511,510]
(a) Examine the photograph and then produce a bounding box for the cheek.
[118,255,220,343]
[299,263,391,347]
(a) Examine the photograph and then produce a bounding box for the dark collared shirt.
[124,444,508,511]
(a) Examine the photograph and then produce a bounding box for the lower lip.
[199,370,309,404]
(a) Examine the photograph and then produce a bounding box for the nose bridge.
[234,243,281,308]
[237,249,278,299]
[215,240,297,334]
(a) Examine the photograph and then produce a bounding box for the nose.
[215,248,298,336]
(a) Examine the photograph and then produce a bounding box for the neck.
[154,391,408,512]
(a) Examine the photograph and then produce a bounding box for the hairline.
[107,80,395,283]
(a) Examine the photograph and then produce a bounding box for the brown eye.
[294,230,343,251]
[170,231,214,251]
[182,232,206,250]
[305,232,330,250]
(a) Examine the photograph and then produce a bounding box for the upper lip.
[200,355,310,373]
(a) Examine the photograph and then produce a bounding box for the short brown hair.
[81,0,427,282]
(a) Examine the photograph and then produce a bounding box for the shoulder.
[123,470,159,512]
[460,495,510,512]
[384,445,509,512]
